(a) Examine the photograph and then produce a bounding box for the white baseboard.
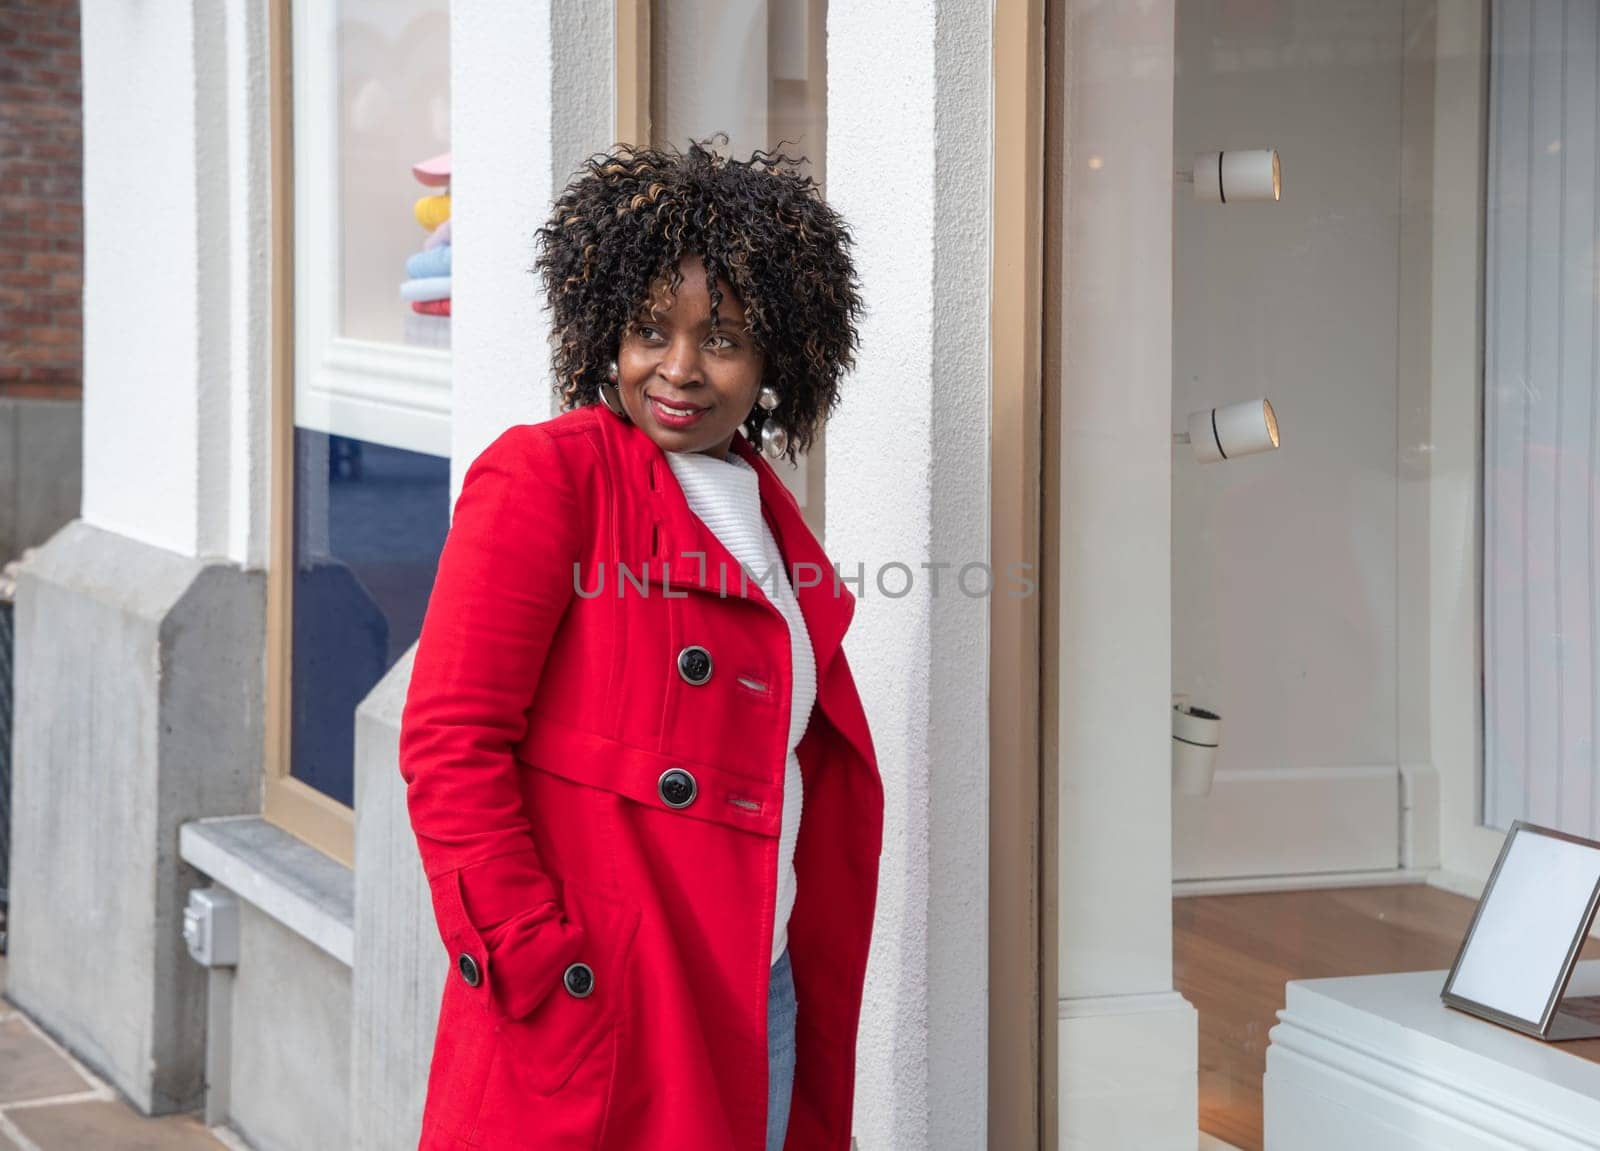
[1059,991,1198,1149]
[1174,867,1433,897]
[1174,765,1400,881]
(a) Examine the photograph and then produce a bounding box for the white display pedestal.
[1265,960,1600,1149]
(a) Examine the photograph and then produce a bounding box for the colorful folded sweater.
[400,275,452,303]
[405,245,452,279]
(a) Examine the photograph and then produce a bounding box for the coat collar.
[590,406,857,679]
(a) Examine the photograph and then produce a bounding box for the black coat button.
[658,767,698,809]
[457,952,481,987]
[677,645,713,685]
[564,962,595,999]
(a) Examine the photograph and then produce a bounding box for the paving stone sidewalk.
[0,956,236,1151]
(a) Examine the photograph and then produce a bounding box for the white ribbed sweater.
[664,447,816,967]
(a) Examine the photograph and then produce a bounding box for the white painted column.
[448,0,612,496]
[827,1,993,1147]
[1055,2,1198,1147]
[219,0,272,569]
[80,0,269,564]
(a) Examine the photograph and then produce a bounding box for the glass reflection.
[291,429,449,806]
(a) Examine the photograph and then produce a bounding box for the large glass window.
[273,0,452,856]
[647,0,828,536]
[1166,3,1505,1145]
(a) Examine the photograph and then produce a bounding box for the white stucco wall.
[81,0,605,557]
[827,2,993,1146]
[80,0,269,565]
[220,0,272,569]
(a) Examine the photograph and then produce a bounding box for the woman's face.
[615,254,765,459]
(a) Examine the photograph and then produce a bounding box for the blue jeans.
[767,948,797,1151]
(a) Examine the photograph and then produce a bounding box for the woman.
[398,135,884,1151]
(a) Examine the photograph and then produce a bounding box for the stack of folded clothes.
[403,151,451,318]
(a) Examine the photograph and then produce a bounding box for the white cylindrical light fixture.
[1186,398,1279,464]
[1172,703,1222,797]
[1193,149,1280,204]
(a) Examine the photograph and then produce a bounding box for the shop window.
[1165,4,1541,1143]
[270,0,451,860]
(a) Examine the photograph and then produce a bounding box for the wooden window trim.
[615,0,650,145]
[265,0,354,867]
[993,0,1049,1146]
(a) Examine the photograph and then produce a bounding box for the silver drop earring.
[756,385,788,460]
[597,358,629,421]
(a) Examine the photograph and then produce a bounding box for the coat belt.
[515,712,786,839]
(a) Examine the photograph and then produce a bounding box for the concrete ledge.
[1265,964,1600,1149]
[180,817,354,968]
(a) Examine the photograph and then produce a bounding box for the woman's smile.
[646,393,711,428]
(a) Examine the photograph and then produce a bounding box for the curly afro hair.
[532,132,864,461]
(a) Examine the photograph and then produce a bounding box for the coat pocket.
[496,876,640,1096]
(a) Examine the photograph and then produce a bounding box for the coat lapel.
[600,411,857,680]
[728,429,857,679]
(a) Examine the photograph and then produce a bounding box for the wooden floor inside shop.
[1173,884,1600,1151]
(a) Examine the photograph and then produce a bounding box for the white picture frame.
[1441,820,1600,1041]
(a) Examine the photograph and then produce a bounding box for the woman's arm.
[399,422,586,1022]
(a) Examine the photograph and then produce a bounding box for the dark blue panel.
[291,429,449,808]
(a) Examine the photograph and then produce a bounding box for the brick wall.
[0,1,82,401]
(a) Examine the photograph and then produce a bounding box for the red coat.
[398,403,884,1150]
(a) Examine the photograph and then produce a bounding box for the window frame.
[267,0,354,865]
